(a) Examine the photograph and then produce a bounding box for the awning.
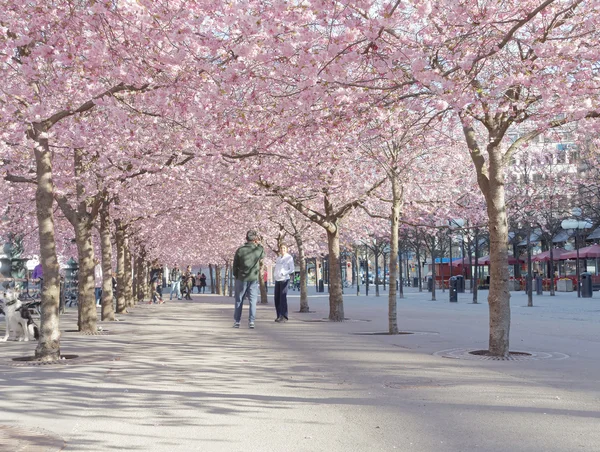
[517,230,542,246]
[586,226,600,240]
[552,230,573,243]
[531,248,567,262]
[561,244,600,259]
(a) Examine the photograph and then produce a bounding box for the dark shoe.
[233,322,240,328]
[281,316,288,323]
[275,316,282,323]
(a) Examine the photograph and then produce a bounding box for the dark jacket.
[232,242,265,282]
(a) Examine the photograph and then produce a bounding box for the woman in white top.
[273,244,295,322]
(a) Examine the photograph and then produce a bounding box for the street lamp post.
[561,218,592,298]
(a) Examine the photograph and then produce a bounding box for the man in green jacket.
[232,230,265,329]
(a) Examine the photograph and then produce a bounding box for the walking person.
[273,244,294,323]
[170,264,182,300]
[199,273,207,293]
[232,230,265,329]
[182,265,193,300]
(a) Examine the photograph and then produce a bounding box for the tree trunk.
[374,252,380,297]
[473,228,479,304]
[75,222,97,333]
[484,152,511,357]
[294,233,309,312]
[115,221,127,313]
[136,252,145,304]
[32,132,61,362]
[99,202,116,321]
[431,242,437,301]
[132,252,138,301]
[215,265,221,295]
[387,177,401,334]
[228,261,234,296]
[416,248,422,292]
[259,259,268,304]
[223,261,229,296]
[124,240,134,307]
[326,227,344,321]
[209,264,215,293]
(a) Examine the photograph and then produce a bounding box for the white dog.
[0,290,39,342]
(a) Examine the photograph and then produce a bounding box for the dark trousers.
[274,279,289,319]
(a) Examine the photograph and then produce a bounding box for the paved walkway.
[0,287,599,451]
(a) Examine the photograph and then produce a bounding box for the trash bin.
[536,277,543,295]
[581,272,593,298]
[427,276,433,292]
[318,279,324,293]
[449,276,458,302]
[455,275,465,293]
[413,277,419,288]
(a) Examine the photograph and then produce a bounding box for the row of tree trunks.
[99,199,116,321]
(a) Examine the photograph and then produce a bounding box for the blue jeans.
[170,281,181,299]
[233,280,258,323]
[95,287,102,305]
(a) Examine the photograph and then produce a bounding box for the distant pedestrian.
[150,261,163,304]
[199,273,207,293]
[232,230,265,329]
[273,244,294,323]
[182,265,193,300]
[195,271,202,293]
[170,264,182,300]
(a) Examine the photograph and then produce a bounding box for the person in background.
[199,273,207,294]
[232,230,265,329]
[273,244,294,323]
[196,271,203,294]
[170,264,182,300]
[32,262,43,289]
[182,265,193,300]
[149,261,163,304]
[94,258,103,307]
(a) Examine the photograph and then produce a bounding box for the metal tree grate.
[434,348,570,361]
